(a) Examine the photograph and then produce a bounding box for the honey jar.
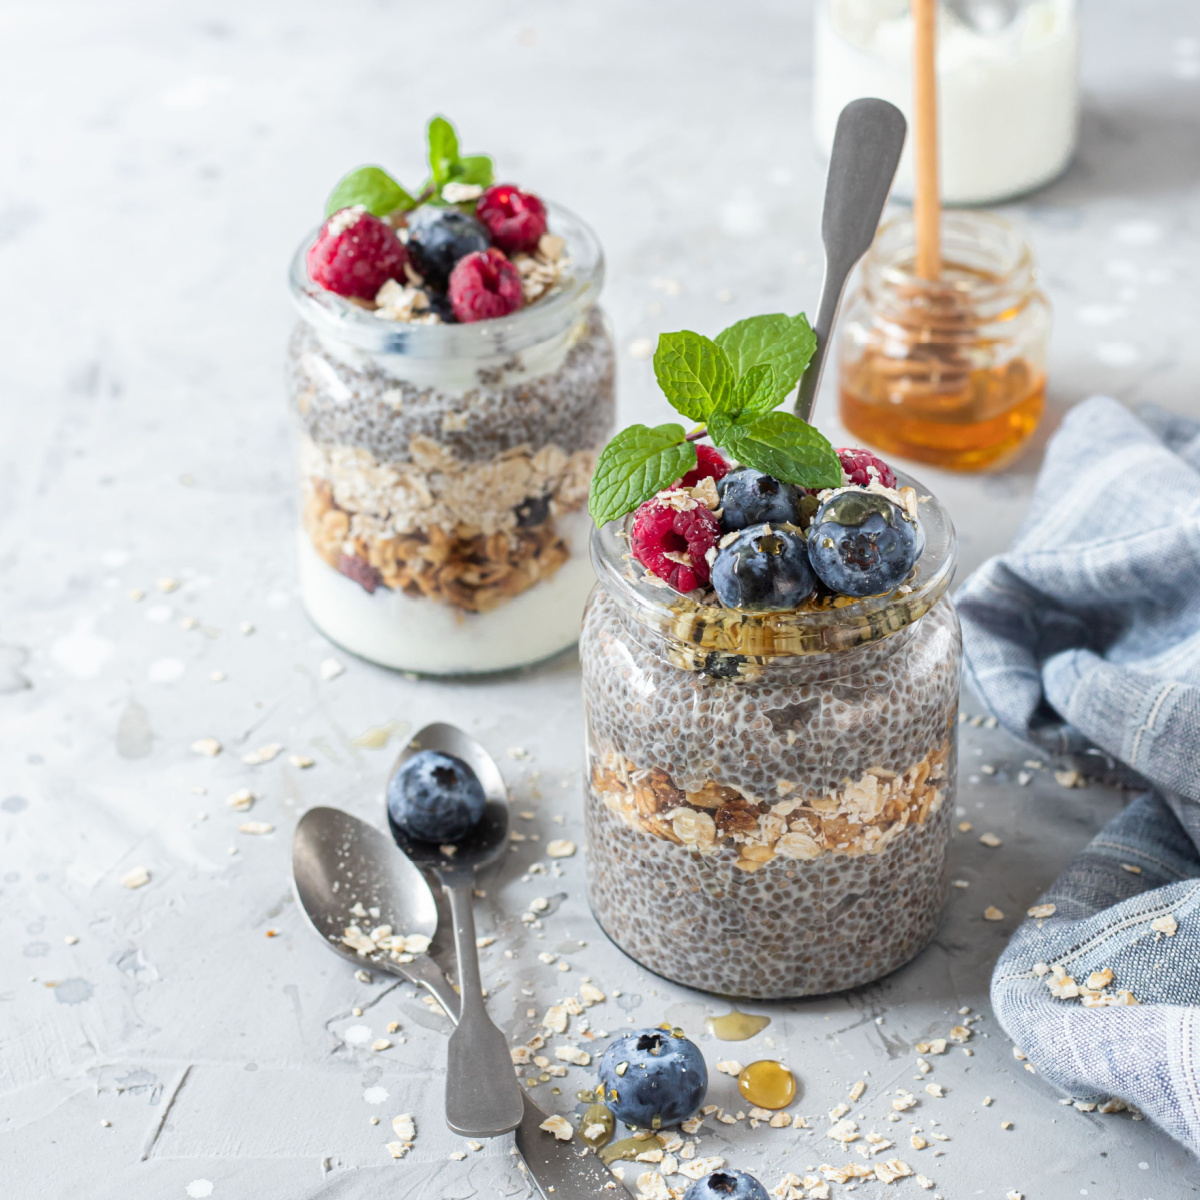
[837,210,1050,471]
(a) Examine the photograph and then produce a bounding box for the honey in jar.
[838,210,1050,471]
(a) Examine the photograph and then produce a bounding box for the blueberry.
[405,205,491,290]
[807,489,924,597]
[387,750,486,843]
[716,469,802,530]
[683,1169,770,1200]
[597,1027,708,1129]
[711,524,816,611]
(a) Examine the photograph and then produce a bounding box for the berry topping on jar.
[597,1027,708,1129]
[679,443,730,489]
[807,489,924,597]
[711,524,816,611]
[630,493,720,593]
[476,183,548,253]
[406,206,492,290]
[448,247,525,323]
[717,468,803,530]
[837,445,897,489]
[309,117,567,324]
[307,207,408,300]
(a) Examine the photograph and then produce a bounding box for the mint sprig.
[588,425,696,527]
[425,115,494,197]
[326,166,416,218]
[588,312,838,527]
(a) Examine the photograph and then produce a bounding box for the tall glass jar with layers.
[286,204,614,674]
[581,477,960,998]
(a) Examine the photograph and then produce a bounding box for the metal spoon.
[946,0,1020,36]
[292,806,628,1197]
[794,97,908,424]
[386,722,525,1139]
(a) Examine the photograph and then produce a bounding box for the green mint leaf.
[448,154,494,189]
[725,362,778,420]
[653,332,735,422]
[714,313,817,407]
[588,424,695,527]
[716,410,842,489]
[427,116,460,186]
[326,166,415,217]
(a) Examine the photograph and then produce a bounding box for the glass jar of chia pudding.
[580,474,960,998]
[286,202,614,674]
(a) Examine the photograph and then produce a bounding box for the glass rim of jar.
[287,199,604,359]
[589,468,957,659]
[865,210,1038,319]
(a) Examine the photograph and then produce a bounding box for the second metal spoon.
[387,722,525,1139]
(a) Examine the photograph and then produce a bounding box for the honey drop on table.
[705,1008,770,1041]
[737,1060,796,1110]
[578,1102,615,1151]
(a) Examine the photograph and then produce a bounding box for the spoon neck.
[445,879,485,1011]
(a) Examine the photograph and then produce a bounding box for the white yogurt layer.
[298,507,596,674]
[814,0,1079,204]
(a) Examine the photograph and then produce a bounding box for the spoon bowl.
[386,722,510,876]
[292,805,442,978]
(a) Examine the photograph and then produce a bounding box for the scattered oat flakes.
[539,1114,573,1141]
[827,1119,859,1144]
[1027,903,1056,919]
[227,788,255,811]
[984,906,1005,921]
[580,982,605,1005]
[874,1158,913,1183]
[385,1142,409,1159]
[157,577,180,593]
[372,1039,391,1052]
[948,1026,971,1044]
[892,1092,917,1112]
[546,839,576,858]
[792,1113,808,1129]
[910,1133,926,1150]
[392,1114,415,1140]
[678,1156,725,1181]
[981,764,996,776]
[209,671,226,682]
[121,866,151,889]
[1005,1192,1023,1200]
[555,1045,591,1066]
[957,821,973,833]
[924,1084,944,1097]
[768,1112,791,1128]
[1121,863,1142,874]
[319,658,344,680]
[1001,1120,1013,1130]
[543,1005,569,1034]
[916,1175,934,1190]
[191,737,221,757]
[978,833,1002,848]
[983,1096,993,1106]
[289,754,315,768]
[952,879,969,889]
[1054,769,1081,788]
[849,1080,866,1101]
[716,1061,743,1077]
[64,934,79,945]
[1152,914,1178,937]
[243,743,283,765]
[1087,968,1114,990]
[828,1103,850,1121]
[238,821,273,835]
[448,1149,467,1161]
[681,1116,704,1135]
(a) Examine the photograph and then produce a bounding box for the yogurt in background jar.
[813,0,1080,205]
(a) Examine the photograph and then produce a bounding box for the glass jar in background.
[814,0,1080,205]
[285,203,615,674]
[838,211,1050,471]
[580,477,960,999]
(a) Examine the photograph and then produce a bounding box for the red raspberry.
[837,447,897,489]
[307,207,408,301]
[448,248,525,323]
[631,496,720,593]
[475,183,548,254]
[679,444,730,489]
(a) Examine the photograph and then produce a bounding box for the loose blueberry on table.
[305,115,560,325]
[596,1027,708,1129]
[585,312,922,613]
[683,1169,770,1200]
[387,749,486,844]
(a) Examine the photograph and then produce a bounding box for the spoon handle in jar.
[795,98,907,425]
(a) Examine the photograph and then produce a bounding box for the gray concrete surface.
[2,1,1200,1197]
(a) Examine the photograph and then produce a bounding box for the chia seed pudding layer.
[579,478,961,997]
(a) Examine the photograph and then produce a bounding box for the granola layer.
[590,742,948,871]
